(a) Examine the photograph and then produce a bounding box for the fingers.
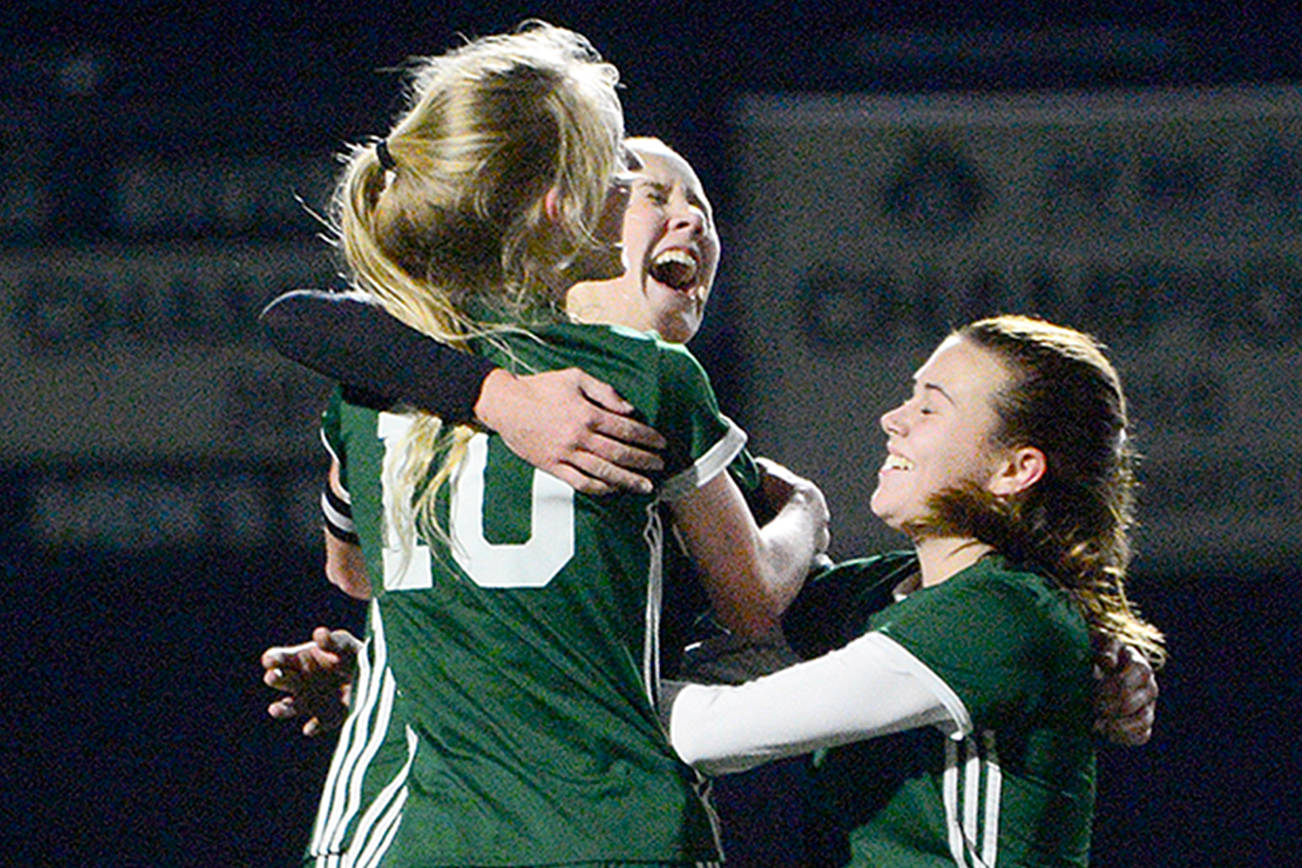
[487,367,666,496]
[1092,643,1159,747]
[270,697,329,738]
[552,452,649,497]
[547,465,617,496]
[558,429,663,495]
[1115,671,1159,717]
[814,522,832,555]
[753,456,788,477]
[1108,646,1158,716]
[571,370,634,414]
[267,696,298,720]
[575,372,667,452]
[315,626,363,657]
[1092,636,1123,671]
[811,553,835,573]
[577,413,664,473]
[1096,702,1155,746]
[260,640,316,672]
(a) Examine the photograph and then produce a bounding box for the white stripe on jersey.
[981,732,1003,866]
[321,489,357,535]
[943,732,1002,868]
[309,601,413,868]
[350,725,416,868]
[317,602,388,853]
[658,417,747,502]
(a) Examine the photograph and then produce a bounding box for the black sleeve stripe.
[321,488,358,545]
[324,520,360,546]
[324,482,353,514]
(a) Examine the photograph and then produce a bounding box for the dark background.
[3,2,1301,866]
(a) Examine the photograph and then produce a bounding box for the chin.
[656,320,696,344]
[870,498,910,533]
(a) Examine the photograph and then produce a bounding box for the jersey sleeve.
[872,571,1078,730]
[318,387,359,543]
[651,343,746,502]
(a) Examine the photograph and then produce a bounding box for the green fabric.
[808,555,1096,868]
[323,323,742,865]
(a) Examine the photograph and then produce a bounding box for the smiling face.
[870,336,1017,534]
[565,139,720,343]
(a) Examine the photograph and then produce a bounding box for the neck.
[913,535,995,587]
[563,283,613,327]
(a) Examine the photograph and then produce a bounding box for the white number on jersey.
[377,418,575,591]
[449,433,575,588]
[377,413,434,591]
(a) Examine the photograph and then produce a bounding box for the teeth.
[883,455,914,471]
[649,250,698,290]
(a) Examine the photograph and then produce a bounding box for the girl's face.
[566,144,720,343]
[870,336,1015,533]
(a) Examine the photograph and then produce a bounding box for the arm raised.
[670,460,829,639]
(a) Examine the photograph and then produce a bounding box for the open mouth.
[648,249,699,291]
[882,454,914,472]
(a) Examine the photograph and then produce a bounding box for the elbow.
[324,534,373,599]
[326,562,372,600]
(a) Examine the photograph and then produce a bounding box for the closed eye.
[637,182,670,205]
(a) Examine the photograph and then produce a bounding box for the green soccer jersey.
[323,322,744,866]
[803,554,1097,868]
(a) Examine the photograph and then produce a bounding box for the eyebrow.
[921,381,956,405]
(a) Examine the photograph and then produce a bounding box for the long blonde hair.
[328,21,624,553]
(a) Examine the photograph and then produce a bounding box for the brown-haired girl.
[668,314,1164,867]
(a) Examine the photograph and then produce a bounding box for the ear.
[543,186,561,223]
[987,446,1046,497]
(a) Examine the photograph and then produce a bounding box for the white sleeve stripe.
[659,416,747,503]
[320,428,341,468]
[318,430,353,507]
[321,490,356,534]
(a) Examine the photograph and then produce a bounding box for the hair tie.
[376,139,397,171]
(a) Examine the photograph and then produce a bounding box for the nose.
[668,197,705,235]
[880,403,905,436]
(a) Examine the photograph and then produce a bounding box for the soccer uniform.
[303,419,414,868]
[670,553,1096,868]
[322,322,744,866]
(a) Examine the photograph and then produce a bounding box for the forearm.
[668,632,961,776]
[755,498,825,617]
[260,290,495,421]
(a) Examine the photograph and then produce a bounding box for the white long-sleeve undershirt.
[669,631,972,776]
